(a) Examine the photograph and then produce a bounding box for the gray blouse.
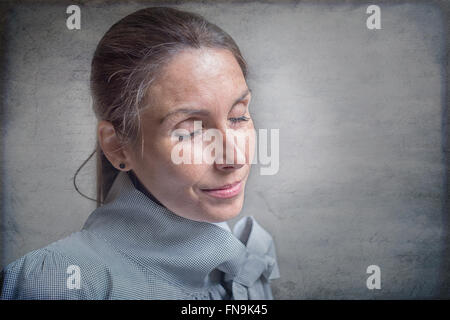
[0,171,280,300]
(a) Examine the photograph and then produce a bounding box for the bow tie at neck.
[83,171,280,298]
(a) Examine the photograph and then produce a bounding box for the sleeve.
[0,248,110,300]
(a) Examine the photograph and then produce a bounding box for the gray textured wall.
[0,0,449,299]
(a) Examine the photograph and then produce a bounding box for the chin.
[199,194,245,223]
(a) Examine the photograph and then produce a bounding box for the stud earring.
[119,163,125,169]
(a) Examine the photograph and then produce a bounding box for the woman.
[0,7,279,300]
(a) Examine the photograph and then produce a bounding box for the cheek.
[149,140,210,189]
[167,163,208,187]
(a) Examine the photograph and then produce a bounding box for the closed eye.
[229,116,250,123]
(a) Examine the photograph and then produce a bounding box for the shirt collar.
[83,171,278,290]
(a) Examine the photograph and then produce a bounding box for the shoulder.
[0,231,113,300]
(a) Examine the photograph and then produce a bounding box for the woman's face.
[125,48,255,223]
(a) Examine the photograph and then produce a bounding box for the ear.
[97,120,134,171]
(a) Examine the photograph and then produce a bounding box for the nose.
[215,162,244,171]
[214,128,245,172]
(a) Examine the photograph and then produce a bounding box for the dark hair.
[73,7,248,207]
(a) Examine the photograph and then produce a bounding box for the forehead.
[146,48,247,117]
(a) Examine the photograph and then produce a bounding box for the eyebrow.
[160,88,252,124]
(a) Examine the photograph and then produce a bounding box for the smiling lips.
[201,181,243,199]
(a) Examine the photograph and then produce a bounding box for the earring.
[119,163,125,169]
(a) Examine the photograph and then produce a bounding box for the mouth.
[200,180,243,199]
